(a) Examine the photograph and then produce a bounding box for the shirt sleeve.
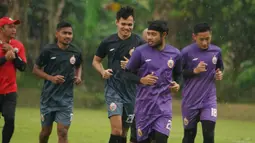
[216,51,224,71]
[75,51,83,68]
[126,49,142,72]
[181,50,197,78]
[172,53,182,83]
[35,48,50,68]
[17,43,27,63]
[95,41,107,58]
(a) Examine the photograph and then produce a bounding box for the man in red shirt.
[0,17,27,143]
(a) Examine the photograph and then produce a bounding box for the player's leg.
[129,117,137,143]
[122,103,135,143]
[1,92,17,143]
[108,102,123,143]
[39,112,54,143]
[200,107,217,143]
[152,115,172,143]
[182,107,200,143]
[55,110,73,143]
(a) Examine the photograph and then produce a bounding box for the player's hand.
[74,76,82,85]
[2,43,13,52]
[129,47,135,56]
[215,68,223,80]
[101,69,113,79]
[5,50,16,61]
[169,81,180,93]
[48,75,65,84]
[120,56,129,69]
[140,72,158,85]
[194,61,207,74]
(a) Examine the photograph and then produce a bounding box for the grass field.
[0,108,254,143]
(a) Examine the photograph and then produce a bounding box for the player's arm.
[32,48,51,80]
[215,50,224,81]
[74,52,83,85]
[172,55,182,84]
[13,44,27,71]
[181,51,206,78]
[125,50,157,85]
[0,56,7,66]
[92,41,113,79]
[216,51,224,71]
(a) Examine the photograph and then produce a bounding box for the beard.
[151,38,163,49]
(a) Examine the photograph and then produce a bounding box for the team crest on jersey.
[183,117,189,126]
[137,128,143,136]
[212,55,217,64]
[70,55,76,65]
[167,58,174,69]
[109,102,117,111]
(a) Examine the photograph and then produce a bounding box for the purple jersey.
[181,43,224,109]
[126,44,181,140]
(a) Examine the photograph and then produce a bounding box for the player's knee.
[111,127,122,136]
[182,128,197,143]
[202,128,214,139]
[57,128,68,139]
[121,128,129,137]
[4,117,14,128]
[40,128,52,137]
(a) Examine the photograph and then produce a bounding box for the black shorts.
[0,92,17,119]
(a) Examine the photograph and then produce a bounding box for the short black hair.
[194,23,211,34]
[56,21,72,31]
[147,20,169,35]
[116,6,134,20]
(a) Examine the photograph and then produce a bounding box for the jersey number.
[166,120,172,130]
[211,108,217,117]
[126,114,135,123]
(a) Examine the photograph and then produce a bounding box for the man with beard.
[181,23,224,143]
[92,6,157,143]
[33,21,83,143]
[0,16,27,143]
[126,20,182,143]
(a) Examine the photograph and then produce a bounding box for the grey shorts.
[40,107,73,127]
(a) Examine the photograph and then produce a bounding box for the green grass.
[0,108,254,143]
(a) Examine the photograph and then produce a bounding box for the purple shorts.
[182,104,217,129]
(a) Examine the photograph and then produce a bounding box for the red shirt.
[0,39,27,94]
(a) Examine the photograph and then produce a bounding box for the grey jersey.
[36,43,82,110]
[95,33,145,103]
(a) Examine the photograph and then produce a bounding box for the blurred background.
[0,0,255,111]
[0,0,255,142]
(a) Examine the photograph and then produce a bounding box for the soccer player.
[181,23,224,143]
[33,21,82,143]
[126,20,182,143]
[128,27,148,143]
[0,16,27,143]
[92,6,156,143]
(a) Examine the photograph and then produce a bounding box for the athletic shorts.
[182,104,217,129]
[105,85,135,128]
[40,107,73,127]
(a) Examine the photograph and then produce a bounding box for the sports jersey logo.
[109,102,117,111]
[70,55,76,65]
[167,58,174,69]
[212,55,217,64]
[137,128,143,136]
[183,117,189,126]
